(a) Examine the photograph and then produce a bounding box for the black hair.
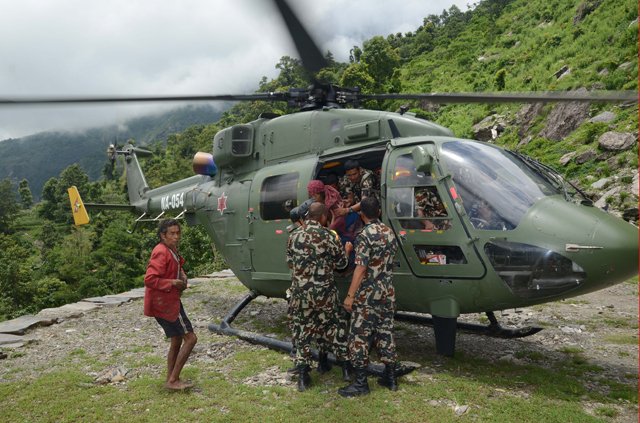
[158,219,181,239]
[324,173,338,185]
[344,159,360,171]
[360,197,380,219]
[307,202,326,220]
[289,198,313,222]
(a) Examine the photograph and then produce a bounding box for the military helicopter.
[7,0,638,365]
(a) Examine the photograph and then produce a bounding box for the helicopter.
[8,0,638,366]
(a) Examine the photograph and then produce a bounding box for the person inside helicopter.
[414,188,452,231]
[307,180,346,234]
[468,199,508,231]
[335,159,380,217]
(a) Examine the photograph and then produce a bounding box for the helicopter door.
[247,157,318,295]
[383,145,486,279]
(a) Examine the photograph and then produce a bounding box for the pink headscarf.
[307,180,342,210]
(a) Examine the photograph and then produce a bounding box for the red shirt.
[143,243,185,321]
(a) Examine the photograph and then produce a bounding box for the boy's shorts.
[155,303,193,338]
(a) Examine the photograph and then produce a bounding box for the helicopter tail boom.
[116,144,152,209]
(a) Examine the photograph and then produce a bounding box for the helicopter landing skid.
[395,310,543,340]
[208,292,420,378]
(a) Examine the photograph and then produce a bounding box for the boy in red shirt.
[144,219,197,390]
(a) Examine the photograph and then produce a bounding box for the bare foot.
[164,380,193,390]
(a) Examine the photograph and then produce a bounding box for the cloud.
[0,0,468,139]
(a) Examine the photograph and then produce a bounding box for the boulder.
[516,103,544,137]
[539,89,591,141]
[618,61,633,71]
[472,115,507,141]
[594,186,623,209]
[590,177,611,190]
[559,152,576,166]
[517,135,533,148]
[553,65,570,79]
[597,131,636,151]
[574,149,596,164]
[573,0,602,24]
[588,111,616,123]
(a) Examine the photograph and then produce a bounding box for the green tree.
[0,234,36,319]
[38,164,92,224]
[44,227,95,290]
[38,177,59,221]
[28,276,74,310]
[18,179,33,209]
[340,63,376,93]
[0,179,19,234]
[360,36,401,91]
[91,220,145,295]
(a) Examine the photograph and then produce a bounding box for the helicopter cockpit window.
[260,173,299,220]
[389,154,451,231]
[442,140,562,230]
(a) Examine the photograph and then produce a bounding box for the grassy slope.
[401,0,637,191]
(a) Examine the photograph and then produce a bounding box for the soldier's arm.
[343,264,366,312]
[329,234,349,271]
[286,236,294,269]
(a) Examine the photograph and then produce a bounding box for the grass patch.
[514,350,545,362]
[602,317,638,329]
[0,340,636,422]
[604,334,638,345]
[559,346,583,354]
[594,405,619,418]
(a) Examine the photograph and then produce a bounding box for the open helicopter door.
[247,157,318,297]
[383,143,486,279]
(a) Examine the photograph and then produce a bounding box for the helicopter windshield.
[441,141,563,230]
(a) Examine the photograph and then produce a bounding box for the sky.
[0,0,469,140]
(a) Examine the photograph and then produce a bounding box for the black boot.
[317,352,332,374]
[336,360,352,382]
[337,368,369,397]
[297,365,311,392]
[377,363,398,391]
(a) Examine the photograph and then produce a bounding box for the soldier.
[339,197,399,397]
[286,202,353,391]
[415,187,451,231]
[336,159,380,217]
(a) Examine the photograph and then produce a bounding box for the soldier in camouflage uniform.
[286,202,353,391]
[338,197,400,397]
[336,159,380,216]
[415,187,451,231]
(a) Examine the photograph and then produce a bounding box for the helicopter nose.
[532,199,639,292]
[581,211,639,289]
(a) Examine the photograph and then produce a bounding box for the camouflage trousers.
[289,288,349,367]
[347,299,397,369]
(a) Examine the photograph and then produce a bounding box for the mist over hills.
[0,104,223,200]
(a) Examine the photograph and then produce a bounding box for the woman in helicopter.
[307,180,346,235]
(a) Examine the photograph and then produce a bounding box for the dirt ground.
[1,275,637,421]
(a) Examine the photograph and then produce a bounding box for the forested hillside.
[0,0,637,321]
[0,105,223,200]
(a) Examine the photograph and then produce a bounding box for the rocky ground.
[0,274,637,421]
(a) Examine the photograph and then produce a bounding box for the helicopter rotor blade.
[0,93,289,106]
[271,0,328,75]
[360,90,639,103]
